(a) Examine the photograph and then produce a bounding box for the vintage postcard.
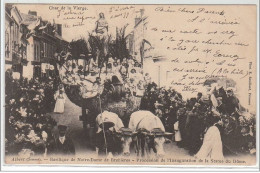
[1,1,259,170]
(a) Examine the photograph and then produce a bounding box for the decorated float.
[55,20,142,128]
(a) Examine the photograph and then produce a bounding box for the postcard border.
[1,0,259,171]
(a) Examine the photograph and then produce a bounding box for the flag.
[38,22,49,30]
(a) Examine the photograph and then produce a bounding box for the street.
[47,95,255,164]
[48,95,190,158]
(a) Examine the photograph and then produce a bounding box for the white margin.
[1,0,259,172]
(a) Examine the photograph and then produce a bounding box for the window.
[34,44,36,60]
[12,23,19,53]
[48,44,50,58]
[36,45,38,60]
[49,44,51,57]
[33,65,41,78]
[43,42,47,57]
[51,45,54,57]
[34,41,40,61]
[21,44,27,59]
[37,44,41,61]
[46,42,49,58]
[5,31,10,58]
[49,45,52,58]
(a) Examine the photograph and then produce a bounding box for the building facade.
[5,6,13,70]
[127,9,162,87]
[5,5,27,78]
[5,5,68,80]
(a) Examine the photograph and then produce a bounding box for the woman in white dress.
[195,116,224,160]
[54,89,66,114]
[135,80,145,109]
[174,109,182,146]
[174,121,182,144]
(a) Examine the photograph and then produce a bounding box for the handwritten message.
[35,4,256,110]
[48,5,95,28]
[143,5,256,109]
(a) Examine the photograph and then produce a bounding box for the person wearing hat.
[95,110,124,156]
[185,111,203,156]
[51,125,75,156]
[226,89,240,120]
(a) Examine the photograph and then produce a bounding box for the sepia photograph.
[1,1,259,171]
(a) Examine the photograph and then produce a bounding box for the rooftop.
[20,13,39,25]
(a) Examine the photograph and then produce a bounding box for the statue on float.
[56,12,138,135]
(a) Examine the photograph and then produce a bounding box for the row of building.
[5,4,68,80]
[5,5,152,81]
[126,9,161,87]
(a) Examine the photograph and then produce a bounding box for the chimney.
[140,9,144,17]
[28,10,37,16]
[5,4,13,15]
[56,24,62,36]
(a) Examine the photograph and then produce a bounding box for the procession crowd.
[139,83,256,156]
[4,53,256,157]
[59,55,256,157]
[5,70,58,156]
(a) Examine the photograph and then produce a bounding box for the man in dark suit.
[50,125,75,156]
[186,111,203,155]
[226,89,240,120]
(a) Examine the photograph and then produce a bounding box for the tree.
[88,33,110,76]
[109,25,130,62]
[69,38,89,63]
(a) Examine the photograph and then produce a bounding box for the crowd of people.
[5,53,256,158]
[139,82,256,157]
[59,55,146,96]
[59,54,150,118]
[58,54,256,157]
[5,69,58,156]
